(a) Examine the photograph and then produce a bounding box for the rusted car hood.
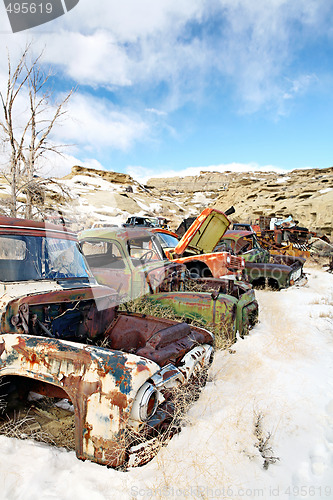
[0,280,115,312]
[0,279,119,338]
[174,208,230,256]
[0,281,64,313]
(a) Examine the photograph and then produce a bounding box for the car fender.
[147,291,236,342]
[0,333,160,467]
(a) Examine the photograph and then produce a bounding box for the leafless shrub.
[123,375,206,469]
[253,411,279,469]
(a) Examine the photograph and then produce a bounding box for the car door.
[80,239,132,300]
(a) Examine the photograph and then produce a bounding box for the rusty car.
[217,230,306,289]
[123,216,170,229]
[151,208,246,280]
[0,216,215,468]
[79,227,258,341]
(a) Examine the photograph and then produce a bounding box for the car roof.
[0,215,77,240]
[79,226,157,241]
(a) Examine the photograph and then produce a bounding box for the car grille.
[230,256,242,269]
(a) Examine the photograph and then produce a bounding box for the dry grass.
[0,396,75,451]
[0,410,55,445]
[124,375,206,469]
[119,296,233,351]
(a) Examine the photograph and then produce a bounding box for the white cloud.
[38,153,107,179]
[283,74,319,100]
[50,92,149,152]
[0,0,332,170]
[0,0,330,115]
[38,30,132,87]
[145,108,167,117]
[40,0,330,114]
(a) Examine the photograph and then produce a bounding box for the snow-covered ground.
[0,267,332,500]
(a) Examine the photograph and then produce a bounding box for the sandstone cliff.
[147,167,333,237]
[0,165,332,238]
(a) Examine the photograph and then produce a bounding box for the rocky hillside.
[147,167,333,237]
[0,165,332,238]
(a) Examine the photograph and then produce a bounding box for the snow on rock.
[0,268,332,500]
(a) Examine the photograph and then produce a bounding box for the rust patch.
[106,390,128,410]
[91,435,126,467]
[136,363,150,373]
[63,375,101,399]
[83,422,93,449]
[13,337,43,368]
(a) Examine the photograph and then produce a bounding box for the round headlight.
[226,256,231,264]
[131,382,159,422]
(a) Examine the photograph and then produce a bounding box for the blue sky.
[0,0,333,182]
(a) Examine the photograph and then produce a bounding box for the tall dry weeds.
[119,296,233,351]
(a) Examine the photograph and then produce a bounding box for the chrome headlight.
[131,382,159,422]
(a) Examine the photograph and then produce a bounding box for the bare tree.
[0,44,75,218]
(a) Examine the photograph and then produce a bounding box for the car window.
[127,236,163,266]
[235,237,254,254]
[155,232,179,248]
[0,235,91,282]
[0,236,26,260]
[81,240,125,269]
[218,238,234,252]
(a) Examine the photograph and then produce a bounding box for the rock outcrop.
[62,165,134,184]
[147,167,333,237]
[0,165,332,238]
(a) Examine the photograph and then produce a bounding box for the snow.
[191,192,210,204]
[276,176,291,183]
[61,174,124,193]
[0,268,332,500]
[319,188,332,194]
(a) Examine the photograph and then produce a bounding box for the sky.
[0,0,333,182]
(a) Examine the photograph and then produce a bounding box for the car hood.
[174,208,230,255]
[0,279,118,316]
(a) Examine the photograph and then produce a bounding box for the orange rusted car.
[153,208,246,279]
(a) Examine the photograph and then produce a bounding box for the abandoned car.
[0,216,214,468]
[152,208,246,280]
[252,215,312,259]
[123,216,170,229]
[217,230,306,289]
[79,227,258,341]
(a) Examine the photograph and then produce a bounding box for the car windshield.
[0,234,92,282]
[127,235,165,264]
[155,232,179,249]
[234,235,261,254]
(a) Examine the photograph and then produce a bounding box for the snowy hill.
[1,165,332,238]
